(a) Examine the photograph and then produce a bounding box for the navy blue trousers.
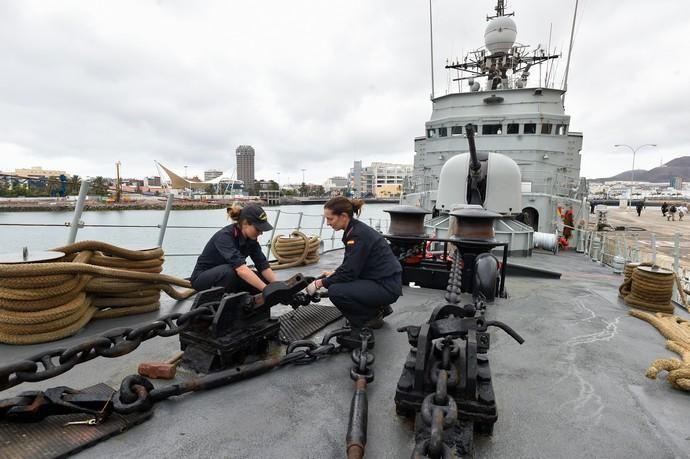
[328,275,401,327]
[190,265,263,294]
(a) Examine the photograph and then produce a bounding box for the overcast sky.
[1,0,688,184]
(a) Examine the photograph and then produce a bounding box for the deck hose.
[269,231,320,270]
[0,241,195,345]
[630,309,690,392]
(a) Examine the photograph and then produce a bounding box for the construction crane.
[115,161,122,203]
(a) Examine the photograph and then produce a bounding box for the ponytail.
[324,196,364,218]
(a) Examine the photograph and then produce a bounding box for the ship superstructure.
[402,0,585,234]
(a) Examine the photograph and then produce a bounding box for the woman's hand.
[320,271,333,278]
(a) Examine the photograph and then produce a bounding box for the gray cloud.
[0,0,688,184]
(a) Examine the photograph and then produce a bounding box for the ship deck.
[1,249,689,458]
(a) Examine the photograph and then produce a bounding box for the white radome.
[484,16,517,54]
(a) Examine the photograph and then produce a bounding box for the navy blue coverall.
[190,224,270,293]
[322,219,402,326]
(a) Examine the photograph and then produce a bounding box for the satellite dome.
[484,16,517,54]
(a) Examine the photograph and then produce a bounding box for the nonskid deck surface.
[1,250,688,458]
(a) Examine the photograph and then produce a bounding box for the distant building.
[204,169,223,181]
[670,176,683,190]
[145,176,161,187]
[236,145,255,192]
[348,161,413,198]
[14,166,66,178]
[323,176,348,191]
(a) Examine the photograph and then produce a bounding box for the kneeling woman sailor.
[307,197,402,328]
[190,204,278,293]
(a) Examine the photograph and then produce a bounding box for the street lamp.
[613,143,657,200]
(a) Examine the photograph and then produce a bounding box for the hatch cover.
[279,304,342,344]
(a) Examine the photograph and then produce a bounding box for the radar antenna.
[487,0,514,20]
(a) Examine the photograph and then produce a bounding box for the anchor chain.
[0,302,219,392]
[346,329,374,459]
[444,254,462,305]
[397,244,424,262]
[1,328,352,421]
[413,338,458,459]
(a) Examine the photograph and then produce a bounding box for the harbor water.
[0,203,393,278]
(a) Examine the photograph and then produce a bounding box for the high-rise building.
[236,145,255,191]
[204,169,223,181]
[670,176,683,190]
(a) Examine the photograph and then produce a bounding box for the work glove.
[306,280,319,296]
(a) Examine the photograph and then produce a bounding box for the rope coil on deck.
[0,241,195,345]
[620,265,675,313]
[269,231,320,270]
[630,309,690,392]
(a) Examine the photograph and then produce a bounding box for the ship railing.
[1,188,390,266]
[554,223,690,305]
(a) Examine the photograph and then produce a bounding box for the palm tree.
[90,176,109,196]
[47,176,60,197]
[68,175,81,195]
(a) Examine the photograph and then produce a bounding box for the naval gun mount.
[428,123,534,256]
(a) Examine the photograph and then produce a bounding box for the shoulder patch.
[346,239,356,245]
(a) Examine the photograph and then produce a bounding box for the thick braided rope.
[270,231,320,270]
[0,241,195,344]
[623,267,675,313]
[630,309,690,391]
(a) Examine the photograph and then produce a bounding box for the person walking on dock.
[667,204,677,221]
[678,205,687,221]
[635,201,644,217]
[661,202,668,217]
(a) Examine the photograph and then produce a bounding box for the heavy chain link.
[1,327,352,420]
[413,338,458,459]
[0,302,218,391]
[349,329,374,383]
[444,254,463,305]
[397,244,424,262]
[110,327,352,414]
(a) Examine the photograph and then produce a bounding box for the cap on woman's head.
[240,205,273,232]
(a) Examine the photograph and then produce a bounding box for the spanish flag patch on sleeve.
[346,240,356,245]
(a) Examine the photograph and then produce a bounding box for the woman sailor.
[306,196,402,329]
[190,204,278,293]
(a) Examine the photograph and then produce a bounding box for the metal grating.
[0,384,152,459]
[278,304,343,344]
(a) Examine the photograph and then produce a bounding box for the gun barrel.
[465,123,481,173]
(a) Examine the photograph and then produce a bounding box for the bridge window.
[438,127,448,137]
[482,124,502,135]
[507,123,519,134]
[451,126,462,136]
[541,123,553,135]
[524,123,537,134]
[556,124,568,135]
[427,128,436,138]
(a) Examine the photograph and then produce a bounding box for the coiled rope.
[619,265,675,313]
[269,231,320,270]
[0,241,195,345]
[630,309,690,392]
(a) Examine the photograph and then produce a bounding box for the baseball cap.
[240,205,273,232]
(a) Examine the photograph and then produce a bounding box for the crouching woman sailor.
[307,196,402,328]
[190,204,278,293]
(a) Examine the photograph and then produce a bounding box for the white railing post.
[157,193,174,247]
[67,179,90,244]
